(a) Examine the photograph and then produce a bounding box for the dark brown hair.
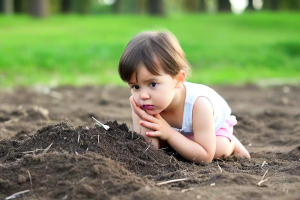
[118,30,190,82]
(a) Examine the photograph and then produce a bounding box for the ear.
[175,70,186,89]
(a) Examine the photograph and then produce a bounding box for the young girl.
[118,30,250,164]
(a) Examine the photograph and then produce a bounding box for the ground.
[0,84,300,200]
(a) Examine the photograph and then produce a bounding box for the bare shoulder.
[192,97,215,135]
[193,97,214,116]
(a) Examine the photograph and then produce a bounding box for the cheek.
[132,93,141,105]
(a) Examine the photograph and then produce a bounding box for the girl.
[118,30,250,164]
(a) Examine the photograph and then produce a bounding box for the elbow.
[195,153,214,164]
[197,157,213,164]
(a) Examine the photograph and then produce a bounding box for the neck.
[162,85,186,114]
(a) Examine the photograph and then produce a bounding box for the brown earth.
[0,84,300,200]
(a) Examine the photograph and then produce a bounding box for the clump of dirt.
[0,121,183,177]
[0,152,148,199]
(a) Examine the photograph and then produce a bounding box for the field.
[0,12,300,87]
[1,84,300,199]
[0,12,300,199]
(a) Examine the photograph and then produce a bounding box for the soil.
[0,84,300,200]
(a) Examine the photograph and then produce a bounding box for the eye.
[131,85,139,90]
[150,83,157,88]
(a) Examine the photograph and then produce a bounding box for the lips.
[142,105,155,110]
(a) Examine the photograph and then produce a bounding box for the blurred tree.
[185,0,198,12]
[183,0,206,12]
[0,0,14,14]
[281,0,300,11]
[61,0,72,13]
[117,0,143,14]
[49,0,60,14]
[263,0,279,10]
[73,0,92,14]
[28,0,49,17]
[205,0,217,13]
[198,0,206,11]
[112,0,121,13]
[14,0,27,13]
[248,0,254,10]
[218,0,231,12]
[137,0,147,14]
[147,0,164,15]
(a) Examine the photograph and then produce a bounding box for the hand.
[129,96,173,141]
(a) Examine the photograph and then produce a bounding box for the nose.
[140,89,150,100]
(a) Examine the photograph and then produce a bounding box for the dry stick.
[143,140,153,153]
[78,134,80,144]
[258,178,269,186]
[158,147,169,151]
[42,142,53,155]
[20,149,44,154]
[98,135,100,144]
[258,170,269,186]
[157,178,189,186]
[261,161,267,169]
[5,189,30,200]
[181,188,194,193]
[217,161,222,173]
[27,170,33,186]
[261,170,269,180]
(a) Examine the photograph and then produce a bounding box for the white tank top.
[173,82,231,136]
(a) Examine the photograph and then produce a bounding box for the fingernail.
[146,132,149,135]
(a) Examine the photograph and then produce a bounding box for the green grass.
[0,12,300,88]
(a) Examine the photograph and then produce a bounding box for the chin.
[144,109,161,116]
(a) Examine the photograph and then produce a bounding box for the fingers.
[140,120,159,130]
[129,97,158,123]
[145,131,160,138]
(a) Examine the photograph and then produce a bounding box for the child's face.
[128,64,178,115]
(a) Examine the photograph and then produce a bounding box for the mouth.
[142,105,155,110]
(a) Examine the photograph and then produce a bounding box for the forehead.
[129,64,163,83]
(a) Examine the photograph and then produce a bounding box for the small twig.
[144,144,151,153]
[78,134,80,144]
[262,170,269,181]
[27,170,32,186]
[42,142,53,155]
[20,149,44,154]
[217,161,222,173]
[98,135,99,144]
[158,147,169,151]
[143,140,153,153]
[258,169,269,186]
[181,188,194,193]
[157,178,189,186]
[5,189,30,200]
[258,178,269,186]
[261,161,267,169]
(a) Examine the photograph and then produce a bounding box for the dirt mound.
[0,152,148,199]
[0,121,183,177]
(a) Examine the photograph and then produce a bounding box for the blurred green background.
[0,0,300,88]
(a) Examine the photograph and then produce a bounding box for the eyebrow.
[128,78,159,85]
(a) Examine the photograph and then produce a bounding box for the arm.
[132,95,216,163]
[167,97,216,163]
